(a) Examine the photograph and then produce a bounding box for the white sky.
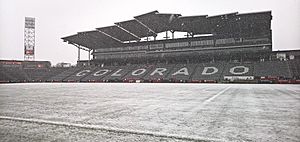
[0,0,299,65]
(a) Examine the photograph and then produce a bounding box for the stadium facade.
[1,11,300,83]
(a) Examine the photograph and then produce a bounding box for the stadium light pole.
[24,17,35,61]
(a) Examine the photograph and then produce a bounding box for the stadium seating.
[222,62,254,76]
[0,60,297,83]
[191,62,226,81]
[0,67,28,82]
[253,61,292,78]
[288,59,300,78]
[63,66,97,82]
[25,68,51,82]
[101,65,136,82]
[122,64,155,82]
[80,66,118,82]
[165,64,197,82]
[142,63,175,82]
[0,68,15,82]
[47,67,83,82]
[24,68,68,82]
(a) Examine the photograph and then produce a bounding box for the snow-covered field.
[0,83,299,142]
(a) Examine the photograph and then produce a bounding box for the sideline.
[0,115,224,142]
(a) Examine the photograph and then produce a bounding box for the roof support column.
[78,47,81,62]
[185,32,189,38]
[164,31,169,40]
[88,49,91,66]
[171,30,175,39]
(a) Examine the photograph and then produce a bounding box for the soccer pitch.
[0,83,299,142]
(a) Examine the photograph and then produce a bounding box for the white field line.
[0,116,225,142]
[202,86,232,106]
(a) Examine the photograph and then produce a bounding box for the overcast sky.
[0,0,299,65]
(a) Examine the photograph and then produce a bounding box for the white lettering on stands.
[202,67,218,75]
[172,67,189,76]
[88,65,250,78]
[76,70,90,77]
[111,69,123,76]
[132,69,146,76]
[93,69,110,76]
[150,68,167,76]
[229,66,249,75]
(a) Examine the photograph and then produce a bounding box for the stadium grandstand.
[1,11,300,83]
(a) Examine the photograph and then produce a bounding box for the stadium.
[0,10,300,84]
[0,9,300,142]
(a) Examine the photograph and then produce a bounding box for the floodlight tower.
[24,17,35,61]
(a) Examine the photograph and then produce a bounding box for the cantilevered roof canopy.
[171,15,210,34]
[115,19,156,38]
[62,10,272,50]
[62,34,94,49]
[96,25,140,41]
[62,30,123,49]
[134,10,181,33]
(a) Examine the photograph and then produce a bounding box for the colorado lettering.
[75,66,250,77]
